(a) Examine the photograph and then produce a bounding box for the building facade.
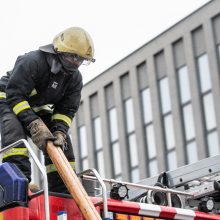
[71,0,220,183]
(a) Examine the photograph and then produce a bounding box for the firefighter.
[0,27,95,193]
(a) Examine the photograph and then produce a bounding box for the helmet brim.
[39,44,56,54]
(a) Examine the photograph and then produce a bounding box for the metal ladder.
[78,170,194,209]
[0,139,50,220]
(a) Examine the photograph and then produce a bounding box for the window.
[197,54,212,93]
[203,93,217,130]
[112,142,122,176]
[159,78,172,114]
[125,99,135,133]
[108,108,122,179]
[109,108,119,141]
[197,54,219,157]
[141,89,153,124]
[178,66,191,104]
[128,134,138,167]
[207,131,220,157]
[140,88,158,177]
[146,125,158,176]
[159,77,177,170]
[124,98,140,182]
[146,124,156,159]
[164,114,175,150]
[148,160,158,177]
[186,141,198,164]
[93,117,105,177]
[79,126,88,158]
[177,65,197,164]
[218,44,220,67]
[131,168,140,183]
[182,104,196,141]
[93,117,103,150]
[78,126,89,170]
[97,151,105,178]
[167,150,177,170]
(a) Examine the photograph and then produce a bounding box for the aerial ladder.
[128,154,220,213]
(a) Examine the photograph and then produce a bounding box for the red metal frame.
[1,195,220,220]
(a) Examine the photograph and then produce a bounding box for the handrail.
[82,175,194,196]
[77,168,109,219]
[81,174,194,208]
[0,139,50,220]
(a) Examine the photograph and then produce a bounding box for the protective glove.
[53,131,67,150]
[27,119,55,152]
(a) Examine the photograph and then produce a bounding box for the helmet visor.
[59,52,95,66]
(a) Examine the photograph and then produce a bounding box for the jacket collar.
[46,53,62,74]
[39,44,56,54]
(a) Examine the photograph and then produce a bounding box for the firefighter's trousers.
[0,103,75,194]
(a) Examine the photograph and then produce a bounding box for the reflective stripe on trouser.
[46,160,75,194]
[2,147,28,159]
[0,92,6,99]
[46,161,75,174]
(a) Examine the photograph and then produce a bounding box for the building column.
[114,77,130,181]
[184,32,207,159]
[165,44,185,166]
[83,96,96,168]
[99,87,112,178]
[203,19,220,146]
[129,66,147,178]
[147,55,166,173]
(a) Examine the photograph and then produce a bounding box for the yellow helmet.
[53,27,95,62]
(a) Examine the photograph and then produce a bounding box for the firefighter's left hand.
[53,131,67,150]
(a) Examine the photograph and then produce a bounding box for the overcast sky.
[1,0,210,83]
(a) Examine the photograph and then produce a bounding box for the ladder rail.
[0,139,50,220]
[78,168,109,219]
[81,174,194,209]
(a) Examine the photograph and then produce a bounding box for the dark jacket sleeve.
[5,54,39,128]
[51,73,83,134]
[0,73,10,108]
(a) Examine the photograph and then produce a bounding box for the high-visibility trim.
[46,161,75,174]
[33,105,53,113]
[0,92,6,99]
[52,114,72,127]
[13,101,31,115]
[29,89,37,97]
[105,201,220,220]
[2,147,28,159]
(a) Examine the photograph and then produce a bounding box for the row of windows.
[76,19,220,182]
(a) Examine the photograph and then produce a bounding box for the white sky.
[0,0,210,84]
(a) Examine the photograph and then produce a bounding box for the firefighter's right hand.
[53,131,67,150]
[27,119,55,152]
